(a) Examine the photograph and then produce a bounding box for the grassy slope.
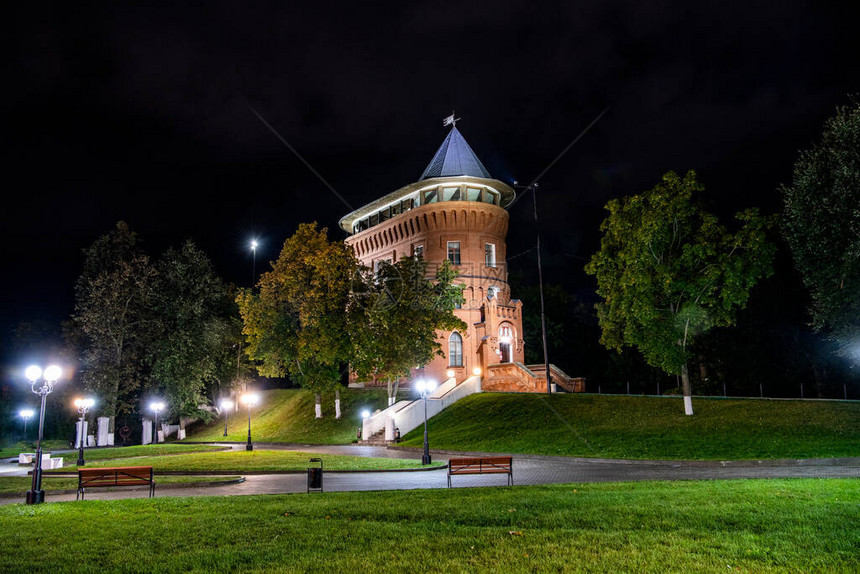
[399,393,860,460]
[187,388,391,443]
[0,479,855,572]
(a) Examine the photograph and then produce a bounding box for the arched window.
[448,332,464,367]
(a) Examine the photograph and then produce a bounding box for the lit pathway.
[1,443,857,505]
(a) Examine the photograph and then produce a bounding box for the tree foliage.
[150,241,237,420]
[585,171,777,409]
[68,222,241,425]
[781,98,860,356]
[237,223,356,416]
[349,257,466,401]
[68,222,158,419]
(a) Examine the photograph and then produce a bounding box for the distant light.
[361,410,370,419]
[44,365,62,381]
[250,240,259,251]
[220,398,234,409]
[472,366,482,376]
[25,366,42,382]
[20,409,34,419]
[446,369,455,379]
[150,401,165,413]
[241,393,259,406]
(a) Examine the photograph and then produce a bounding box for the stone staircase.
[357,428,392,446]
[483,362,584,393]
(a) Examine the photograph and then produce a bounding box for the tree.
[237,223,356,418]
[782,98,860,357]
[349,257,466,405]
[150,241,236,423]
[67,222,158,427]
[585,170,776,414]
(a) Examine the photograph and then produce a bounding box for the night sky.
[3,2,858,364]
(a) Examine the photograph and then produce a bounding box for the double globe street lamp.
[74,398,95,466]
[150,401,165,445]
[25,364,62,505]
[414,379,437,465]
[19,409,34,437]
[220,398,234,437]
[241,393,259,451]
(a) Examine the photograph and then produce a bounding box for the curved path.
[2,443,857,505]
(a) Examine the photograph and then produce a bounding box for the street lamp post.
[414,379,437,465]
[250,240,259,284]
[73,398,95,466]
[150,401,165,445]
[220,398,234,437]
[241,393,259,451]
[25,364,62,505]
[19,409,34,437]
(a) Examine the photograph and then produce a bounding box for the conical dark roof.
[420,126,492,180]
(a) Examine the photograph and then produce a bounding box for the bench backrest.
[79,466,153,483]
[449,457,512,471]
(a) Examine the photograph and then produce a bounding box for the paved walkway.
[2,443,857,505]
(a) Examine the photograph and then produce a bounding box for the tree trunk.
[334,388,342,419]
[314,393,322,418]
[681,362,694,416]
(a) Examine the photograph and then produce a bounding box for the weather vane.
[442,111,460,128]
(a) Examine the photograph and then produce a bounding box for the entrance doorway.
[499,324,513,363]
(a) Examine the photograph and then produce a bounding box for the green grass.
[52,444,226,464]
[0,478,855,572]
[0,475,241,496]
[187,388,391,443]
[61,450,443,472]
[399,393,860,460]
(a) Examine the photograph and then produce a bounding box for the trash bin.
[307,458,323,493]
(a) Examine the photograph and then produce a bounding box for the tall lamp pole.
[531,183,553,394]
[250,240,259,284]
[19,409,34,437]
[150,401,165,445]
[25,364,62,505]
[415,379,437,465]
[241,393,259,451]
[74,398,95,466]
[220,398,234,437]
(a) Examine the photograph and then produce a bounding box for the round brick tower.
[339,125,526,387]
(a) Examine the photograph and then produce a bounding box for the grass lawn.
[0,475,241,497]
[187,388,392,444]
[53,443,227,464]
[61,450,443,472]
[0,478,855,572]
[399,393,860,460]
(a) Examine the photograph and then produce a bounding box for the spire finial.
[442,111,460,128]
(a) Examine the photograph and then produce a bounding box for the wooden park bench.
[77,466,155,500]
[447,457,513,487]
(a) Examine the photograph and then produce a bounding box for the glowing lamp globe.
[43,365,62,381]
